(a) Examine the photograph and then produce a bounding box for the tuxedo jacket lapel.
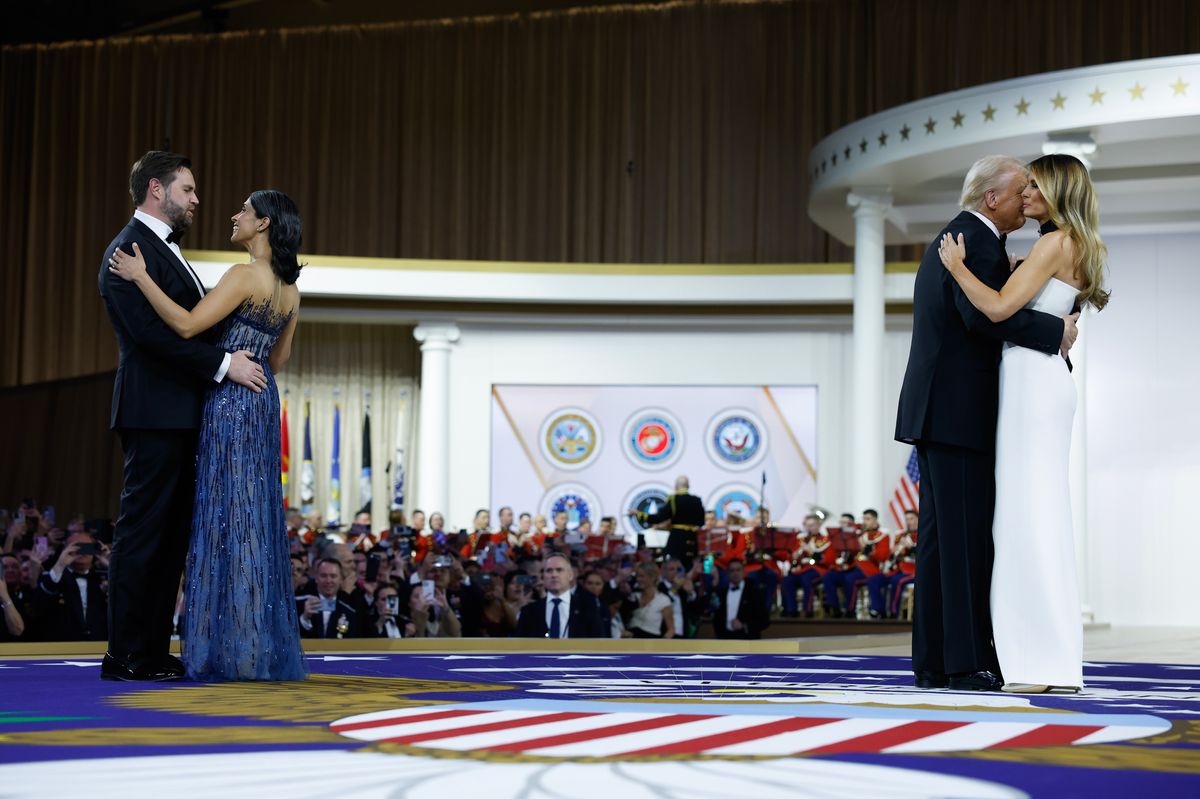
[129,218,203,306]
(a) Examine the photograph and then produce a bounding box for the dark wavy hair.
[129,150,192,206]
[248,189,305,285]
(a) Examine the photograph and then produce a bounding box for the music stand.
[753,527,798,559]
[827,527,862,555]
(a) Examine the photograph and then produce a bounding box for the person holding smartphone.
[34,532,108,641]
[0,553,27,641]
[372,583,413,639]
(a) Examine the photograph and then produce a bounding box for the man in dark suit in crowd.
[516,553,607,638]
[712,559,767,639]
[98,151,266,681]
[895,155,1078,692]
[629,474,705,569]
[298,558,364,638]
[35,532,108,641]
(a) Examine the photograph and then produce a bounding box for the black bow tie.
[166,229,184,245]
[998,233,1007,248]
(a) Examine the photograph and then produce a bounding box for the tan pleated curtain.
[3,0,1197,389]
[274,322,419,528]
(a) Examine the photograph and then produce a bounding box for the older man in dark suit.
[895,155,1078,692]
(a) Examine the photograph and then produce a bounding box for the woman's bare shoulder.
[1031,229,1072,251]
[1029,229,1080,284]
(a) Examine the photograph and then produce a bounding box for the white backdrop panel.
[489,385,818,535]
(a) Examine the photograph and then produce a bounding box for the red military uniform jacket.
[854,531,892,577]
[795,535,837,575]
[715,529,750,571]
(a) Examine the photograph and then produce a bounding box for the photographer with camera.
[5,500,48,553]
[372,582,415,639]
[298,558,365,639]
[35,531,108,641]
[407,557,462,638]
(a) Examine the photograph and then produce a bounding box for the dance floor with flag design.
[0,646,1197,798]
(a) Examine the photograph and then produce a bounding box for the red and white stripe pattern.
[889,447,921,530]
[331,706,1160,759]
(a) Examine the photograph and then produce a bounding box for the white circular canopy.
[807,54,1200,245]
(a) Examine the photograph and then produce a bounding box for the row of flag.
[280,397,407,524]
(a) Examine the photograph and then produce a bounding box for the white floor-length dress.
[990,276,1084,689]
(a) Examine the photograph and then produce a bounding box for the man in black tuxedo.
[712,559,768,639]
[629,474,705,569]
[516,553,607,638]
[35,533,108,641]
[895,155,1078,692]
[98,151,266,680]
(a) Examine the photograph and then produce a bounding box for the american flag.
[330,705,1150,757]
[888,447,920,530]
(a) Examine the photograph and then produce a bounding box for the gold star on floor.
[859,138,868,153]
[924,116,937,134]
[951,110,965,128]
[1089,86,1105,104]
[899,124,911,141]
[877,131,888,147]
[1014,97,1030,115]
[982,104,996,121]
[1128,82,1145,100]
[1171,77,1190,96]
[1051,92,1067,110]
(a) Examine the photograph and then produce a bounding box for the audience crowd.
[1,498,918,643]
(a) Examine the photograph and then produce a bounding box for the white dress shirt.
[968,210,1002,240]
[544,589,572,638]
[132,210,230,382]
[725,582,745,629]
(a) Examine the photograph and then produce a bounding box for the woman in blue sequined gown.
[108,190,307,682]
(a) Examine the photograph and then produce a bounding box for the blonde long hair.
[1028,154,1111,311]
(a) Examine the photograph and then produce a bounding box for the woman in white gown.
[938,153,1110,693]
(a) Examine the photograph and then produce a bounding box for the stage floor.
[0,630,1196,798]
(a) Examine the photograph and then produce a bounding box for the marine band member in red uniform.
[822,510,891,618]
[781,513,834,618]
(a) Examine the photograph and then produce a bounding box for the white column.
[1069,312,1093,623]
[413,322,461,521]
[847,190,892,513]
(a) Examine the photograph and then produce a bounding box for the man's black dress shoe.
[914,670,949,689]
[100,653,183,682]
[948,670,1004,692]
[157,654,186,678]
